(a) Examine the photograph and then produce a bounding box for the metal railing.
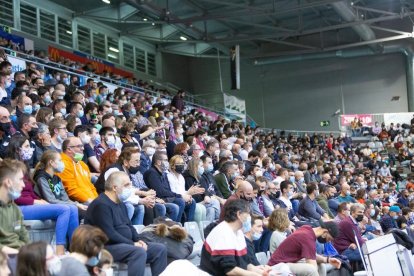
[3,45,227,115]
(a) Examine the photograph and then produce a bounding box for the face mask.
[370,209,375,217]
[106,136,116,148]
[93,135,101,146]
[60,108,67,116]
[198,151,204,158]
[346,191,351,196]
[207,163,214,172]
[314,190,319,197]
[242,215,251,233]
[118,186,132,202]
[77,110,84,118]
[44,95,52,105]
[128,165,140,175]
[146,147,156,156]
[56,134,65,144]
[289,176,295,183]
[161,160,170,172]
[317,236,328,244]
[86,252,101,267]
[168,115,174,120]
[252,231,262,241]
[74,153,84,162]
[33,104,40,112]
[55,160,65,173]
[214,149,220,156]
[47,255,62,276]
[102,268,113,276]
[270,191,280,199]
[355,214,364,222]
[255,170,263,177]
[253,158,259,164]
[57,96,64,100]
[0,122,11,134]
[130,109,136,116]
[175,164,185,174]
[269,163,275,171]
[287,191,294,199]
[198,166,205,176]
[23,105,33,114]
[149,133,155,139]
[5,81,11,88]
[8,185,21,200]
[20,147,34,161]
[180,119,185,124]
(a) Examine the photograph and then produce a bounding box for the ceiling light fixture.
[109,47,119,53]
[152,22,155,26]
[66,30,72,34]
[143,18,148,21]
[180,36,187,41]
[102,0,111,4]
[107,53,117,59]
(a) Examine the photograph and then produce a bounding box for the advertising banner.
[223,93,246,124]
[48,46,133,78]
[340,114,373,126]
[7,55,26,78]
[384,113,414,126]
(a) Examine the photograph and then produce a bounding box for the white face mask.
[102,267,113,276]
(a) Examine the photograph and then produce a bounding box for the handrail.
[3,46,227,115]
[259,128,342,136]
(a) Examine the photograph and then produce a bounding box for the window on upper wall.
[147,52,156,76]
[40,9,56,42]
[107,37,119,63]
[77,25,91,54]
[93,31,106,59]
[123,43,134,69]
[0,0,14,28]
[20,3,37,35]
[135,47,145,73]
[58,17,72,48]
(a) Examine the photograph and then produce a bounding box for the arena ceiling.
[50,0,414,59]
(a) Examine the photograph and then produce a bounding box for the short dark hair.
[99,126,114,137]
[280,180,292,194]
[74,125,90,137]
[223,199,250,223]
[248,150,260,158]
[320,220,339,238]
[307,182,318,195]
[70,225,108,258]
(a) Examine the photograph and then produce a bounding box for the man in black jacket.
[143,151,184,222]
[85,171,167,276]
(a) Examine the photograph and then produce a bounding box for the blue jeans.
[125,203,145,225]
[342,247,362,261]
[203,198,221,221]
[184,199,196,222]
[164,202,180,222]
[20,204,79,245]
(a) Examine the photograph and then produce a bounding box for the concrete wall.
[178,53,408,131]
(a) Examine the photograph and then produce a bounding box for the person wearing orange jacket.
[56,136,98,204]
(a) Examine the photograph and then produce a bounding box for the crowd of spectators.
[1,43,414,276]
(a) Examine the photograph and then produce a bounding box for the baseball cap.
[389,206,401,213]
[319,220,339,238]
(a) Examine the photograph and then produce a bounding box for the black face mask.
[258,189,265,196]
[253,158,259,164]
[0,122,11,135]
[175,164,185,174]
[128,166,140,175]
[73,81,80,86]
[269,191,280,200]
[317,236,327,244]
[355,214,364,222]
[28,127,39,138]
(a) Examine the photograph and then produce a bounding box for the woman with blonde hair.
[268,208,291,254]
[167,155,197,222]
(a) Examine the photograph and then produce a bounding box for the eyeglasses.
[69,145,84,149]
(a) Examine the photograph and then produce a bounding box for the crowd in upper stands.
[1,43,414,276]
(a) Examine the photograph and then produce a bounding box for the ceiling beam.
[168,0,343,24]
[353,5,400,17]
[202,12,414,43]
[259,38,318,50]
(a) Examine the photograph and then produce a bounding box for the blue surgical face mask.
[198,166,205,176]
[77,110,84,118]
[8,186,21,200]
[242,215,251,233]
[93,135,101,146]
[23,105,33,114]
[207,163,214,172]
[289,176,295,183]
[118,187,132,202]
[60,108,67,116]
[85,252,101,267]
[252,231,262,241]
